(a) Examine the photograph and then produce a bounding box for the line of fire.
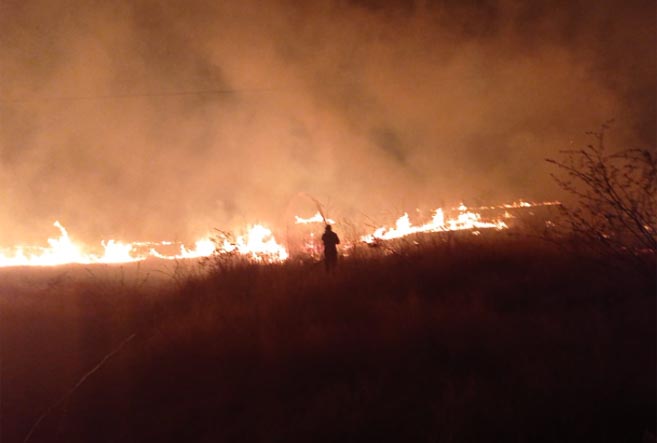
[0,200,561,267]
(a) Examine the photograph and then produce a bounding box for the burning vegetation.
[1,141,654,442]
[2,221,654,443]
[0,199,561,268]
[1,0,654,440]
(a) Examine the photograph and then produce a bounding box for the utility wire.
[1,88,277,104]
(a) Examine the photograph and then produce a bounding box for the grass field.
[1,233,655,442]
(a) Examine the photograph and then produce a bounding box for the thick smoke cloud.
[0,0,654,244]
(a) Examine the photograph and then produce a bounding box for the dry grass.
[1,234,654,442]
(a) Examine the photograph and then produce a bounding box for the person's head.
[325,224,332,232]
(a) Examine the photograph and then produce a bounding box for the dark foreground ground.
[1,235,655,442]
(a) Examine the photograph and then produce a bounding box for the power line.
[0,88,277,104]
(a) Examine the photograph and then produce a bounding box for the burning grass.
[0,200,561,268]
[1,235,654,442]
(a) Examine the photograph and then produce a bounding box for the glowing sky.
[1,0,654,244]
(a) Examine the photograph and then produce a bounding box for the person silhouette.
[321,224,340,272]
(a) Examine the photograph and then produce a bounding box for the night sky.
[1,0,655,244]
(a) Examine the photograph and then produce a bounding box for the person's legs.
[325,252,337,273]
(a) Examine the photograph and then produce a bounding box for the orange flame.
[361,205,508,244]
[0,221,145,267]
[294,212,335,225]
[0,200,558,267]
[0,222,288,267]
[216,225,289,262]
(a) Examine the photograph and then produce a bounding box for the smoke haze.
[1,0,655,243]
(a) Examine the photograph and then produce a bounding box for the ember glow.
[470,200,563,211]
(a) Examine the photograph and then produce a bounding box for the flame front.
[294,212,335,225]
[0,200,558,267]
[0,221,128,267]
[358,200,560,244]
[218,225,289,262]
[99,240,141,264]
[0,222,288,267]
[360,205,508,244]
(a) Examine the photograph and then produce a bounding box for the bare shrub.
[546,122,656,274]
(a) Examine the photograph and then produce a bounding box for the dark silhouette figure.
[321,224,340,272]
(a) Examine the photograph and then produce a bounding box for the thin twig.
[23,333,137,443]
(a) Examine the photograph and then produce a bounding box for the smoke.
[0,0,654,244]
